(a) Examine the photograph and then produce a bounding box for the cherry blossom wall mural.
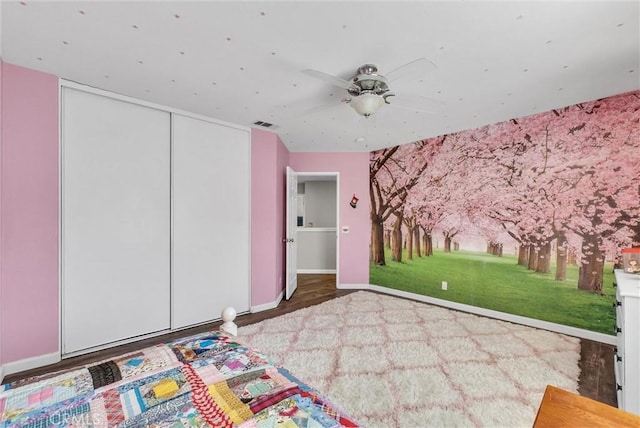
[369,91,640,335]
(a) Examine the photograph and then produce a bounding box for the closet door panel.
[172,115,250,329]
[62,88,171,354]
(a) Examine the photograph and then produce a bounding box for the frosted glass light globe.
[350,93,384,117]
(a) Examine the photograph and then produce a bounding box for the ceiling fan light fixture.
[350,93,384,117]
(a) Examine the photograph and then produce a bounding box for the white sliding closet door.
[62,88,171,354]
[172,115,250,328]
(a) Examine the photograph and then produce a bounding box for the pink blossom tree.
[370,91,640,292]
[369,139,444,265]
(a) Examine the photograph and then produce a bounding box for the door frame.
[292,172,340,288]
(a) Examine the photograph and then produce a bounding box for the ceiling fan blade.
[386,92,443,114]
[301,100,345,117]
[385,57,437,82]
[302,69,355,90]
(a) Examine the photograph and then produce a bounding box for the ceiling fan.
[302,58,441,118]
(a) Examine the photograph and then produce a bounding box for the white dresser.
[614,269,640,415]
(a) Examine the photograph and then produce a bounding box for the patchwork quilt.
[0,332,359,427]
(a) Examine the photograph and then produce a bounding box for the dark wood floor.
[2,274,617,408]
[2,275,354,384]
[578,337,617,406]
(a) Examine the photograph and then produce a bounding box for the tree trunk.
[422,229,432,256]
[630,222,640,248]
[577,234,604,292]
[555,233,567,281]
[536,241,551,273]
[384,229,391,249]
[370,216,385,265]
[498,243,503,257]
[444,236,452,253]
[427,234,433,255]
[414,227,421,257]
[406,223,414,260]
[422,232,428,256]
[527,244,538,270]
[490,243,498,255]
[487,242,501,255]
[391,213,403,262]
[517,245,528,266]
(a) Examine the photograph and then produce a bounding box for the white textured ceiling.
[1,1,638,152]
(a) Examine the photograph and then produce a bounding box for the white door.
[171,114,250,328]
[61,87,171,354]
[285,167,298,299]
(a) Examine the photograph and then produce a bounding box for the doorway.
[285,170,339,299]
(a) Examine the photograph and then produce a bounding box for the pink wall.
[1,63,59,363]
[250,129,289,306]
[290,152,370,285]
[0,59,3,370]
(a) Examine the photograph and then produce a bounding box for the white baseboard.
[368,284,617,345]
[296,269,336,274]
[251,290,284,313]
[2,352,61,378]
[337,283,371,290]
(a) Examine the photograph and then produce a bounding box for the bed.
[0,330,359,427]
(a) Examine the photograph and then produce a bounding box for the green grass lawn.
[370,248,616,335]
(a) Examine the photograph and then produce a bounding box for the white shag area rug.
[238,291,581,428]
